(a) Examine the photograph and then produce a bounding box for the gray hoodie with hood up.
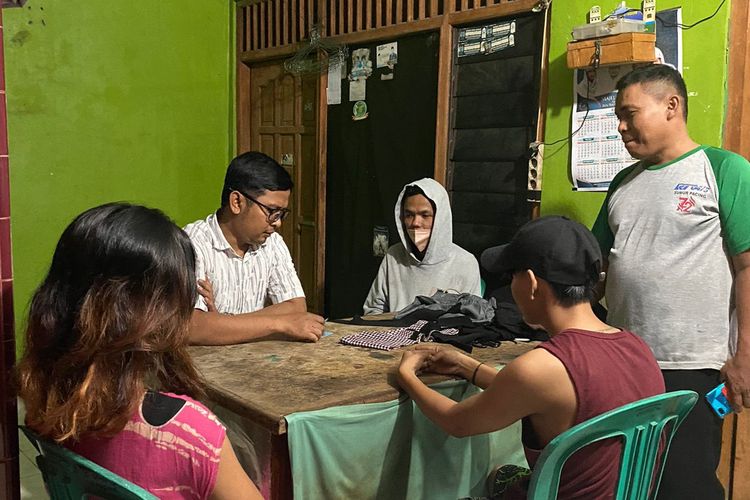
[363,178,482,314]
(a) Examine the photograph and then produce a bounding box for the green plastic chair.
[480,278,486,297]
[19,425,158,500]
[526,390,698,500]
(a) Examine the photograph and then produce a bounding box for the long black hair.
[17,202,204,442]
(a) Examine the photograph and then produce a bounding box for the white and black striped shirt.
[184,213,305,314]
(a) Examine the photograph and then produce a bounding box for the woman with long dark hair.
[16,203,261,499]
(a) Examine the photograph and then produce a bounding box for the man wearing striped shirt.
[185,152,324,344]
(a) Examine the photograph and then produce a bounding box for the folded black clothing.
[493,302,548,341]
[331,286,551,349]
[330,315,416,327]
[395,290,496,323]
[332,315,505,352]
[489,285,549,342]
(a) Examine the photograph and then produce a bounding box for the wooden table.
[189,320,537,499]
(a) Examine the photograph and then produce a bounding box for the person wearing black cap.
[397,216,665,499]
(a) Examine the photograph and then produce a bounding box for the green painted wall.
[541,1,731,224]
[3,0,235,342]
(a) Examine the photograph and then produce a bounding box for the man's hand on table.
[414,345,481,380]
[279,312,325,342]
[399,345,479,381]
[398,345,481,386]
[194,277,322,342]
[398,349,431,379]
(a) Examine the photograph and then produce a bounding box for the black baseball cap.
[480,216,603,285]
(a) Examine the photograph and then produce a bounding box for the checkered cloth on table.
[339,321,459,351]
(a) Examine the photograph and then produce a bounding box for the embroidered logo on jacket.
[673,183,710,214]
[676,196,696,213]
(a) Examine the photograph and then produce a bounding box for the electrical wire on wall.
[540,0,726,150]
[544,79,592,148]
[601,0,726,27]
[657,0,726,30]
[543,40,600,149]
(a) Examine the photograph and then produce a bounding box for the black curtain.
[325,31,439,318]
[449,12,545,293]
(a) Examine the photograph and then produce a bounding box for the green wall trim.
[540,1,731,226]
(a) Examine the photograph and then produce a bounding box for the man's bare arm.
[189,297,323,345]
[258,297,307,314]
[397,349,568,438]
[722,250,750,412]
[197,276,306,316]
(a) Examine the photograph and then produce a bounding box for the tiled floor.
[17,400,49,499]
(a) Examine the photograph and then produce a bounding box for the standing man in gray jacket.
[592,64,750,500]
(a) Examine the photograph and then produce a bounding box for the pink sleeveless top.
[522,329,665,499]
[68,392,226,499]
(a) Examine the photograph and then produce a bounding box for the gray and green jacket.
[592,146,750,370]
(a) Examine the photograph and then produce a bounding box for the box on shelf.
[566,32,656,69]
[572,18,645,40]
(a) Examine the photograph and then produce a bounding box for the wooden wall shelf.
[566,32,656,69]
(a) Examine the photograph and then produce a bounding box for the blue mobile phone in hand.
[706,383,733,419]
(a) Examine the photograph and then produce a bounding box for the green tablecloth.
[286,378,528,500]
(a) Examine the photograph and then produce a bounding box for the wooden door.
[447,13,545,257]
[249,61,322,312]
[719,2,750,498]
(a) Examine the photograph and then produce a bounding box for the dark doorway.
[325,31,440,318]
[449,12,546,292]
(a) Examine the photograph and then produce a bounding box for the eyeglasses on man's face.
[230,187,290,224]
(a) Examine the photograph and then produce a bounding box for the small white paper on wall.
[349,79,366,102]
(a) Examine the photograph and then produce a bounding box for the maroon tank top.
[522,329,665,499]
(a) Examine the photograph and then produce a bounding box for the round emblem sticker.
[352,100,369,121]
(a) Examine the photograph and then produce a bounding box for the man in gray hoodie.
[363,178,481,314]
